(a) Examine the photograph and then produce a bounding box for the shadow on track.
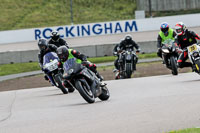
[60,100,103,107]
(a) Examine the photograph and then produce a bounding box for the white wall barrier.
[1,13,200,44]
[0,41,157,65]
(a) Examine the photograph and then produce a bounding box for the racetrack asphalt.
[0,72,200,133]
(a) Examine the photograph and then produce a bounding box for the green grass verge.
[0,53,157,76]
[0,0,136,31]
[88,53,157,64]
[0,62,40,76]
[167,128,200,133]
[1,0,200,31]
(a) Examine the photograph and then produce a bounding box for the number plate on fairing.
[188,44,197,52]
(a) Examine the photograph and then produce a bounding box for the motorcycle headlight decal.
[68,69,74,75]
[193,52,199,57]
[162,49,170,53]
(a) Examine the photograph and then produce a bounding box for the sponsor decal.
[34,20,138,40]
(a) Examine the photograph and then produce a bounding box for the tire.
[170,56,178,75]
[75,79,95,103]
[195,59,200,73]
[98,86,110,101]
[68,87,75,93]
[126,63,132,78]
[54,74,68,94]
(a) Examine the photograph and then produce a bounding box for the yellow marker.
[196,64,199,71]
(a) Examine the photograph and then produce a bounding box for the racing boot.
[96,72,104,81]
[113,68,118,73]
[44,74,49,81]
[96,72,106,87]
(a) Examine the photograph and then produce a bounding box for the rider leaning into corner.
[157,22,177,59]
[56,46,104,86]
[174,22,200,71]
[48,30,69,48]
[113,34,141,71]
[37,38,58,80]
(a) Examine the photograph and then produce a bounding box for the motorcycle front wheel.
[195,59,200,73]
[75,79,95,103]
[170,56,178,75]
[126,63,132,78]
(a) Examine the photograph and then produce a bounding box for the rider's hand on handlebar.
[113,52,118,56]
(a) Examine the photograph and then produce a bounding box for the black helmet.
[51,31,60,41]
[125,34,132,42]
[56,46,69,62]
[38,38,48,51]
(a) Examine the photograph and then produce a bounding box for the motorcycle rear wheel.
[98,86,110,101]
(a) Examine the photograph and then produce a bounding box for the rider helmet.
[51,30,60,41]
[124,34,132,42]
[56,46,69,62]
[160,22,169,35]
[175,22,186,36]
[38,38,48,51]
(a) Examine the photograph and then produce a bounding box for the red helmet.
[175,22,186,36]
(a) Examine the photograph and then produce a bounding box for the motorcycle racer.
[157,22,176,58]
[174,22,200,69]
[56,46,103,83]
[48,31,69,48]
[37,38,58,81]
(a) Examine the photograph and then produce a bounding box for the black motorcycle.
[161,39,179,75]
[115,48,137,79]
[63,59,110,103]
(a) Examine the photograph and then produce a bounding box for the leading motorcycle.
[62,59,110,103]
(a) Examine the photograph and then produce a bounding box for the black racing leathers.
[60,49,102,80]
[113,44,120,70]
[157,31,176,58]
[38,44,58,68]
[70,49,87,61]
[48,38,69,48]
[119,39,140,52]
[175,29,200,68]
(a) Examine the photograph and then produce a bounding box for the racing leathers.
[59,49,103,81]
[38,44,58,81]
[113,44,121,70]
[175,29,200,68]
[48,38,69,48]
[157,28,176,58]
[38,44,58,68]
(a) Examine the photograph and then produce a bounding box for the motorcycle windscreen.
[43,52,59,66]
[63,58,77,72]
